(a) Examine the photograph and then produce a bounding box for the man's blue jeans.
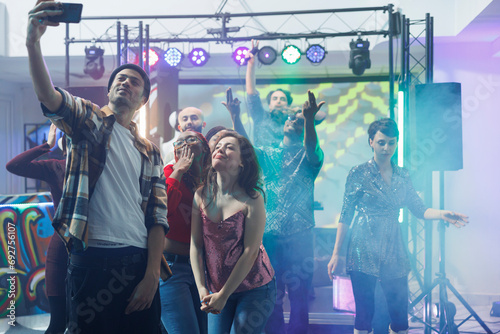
[208,279,276,334]
[263,230,314,334]
[159,260,207,334]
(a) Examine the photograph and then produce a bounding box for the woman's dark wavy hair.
[174,131,211,193]
[367,117,399,145]
[266,89,293,106]
[201,131,265,207]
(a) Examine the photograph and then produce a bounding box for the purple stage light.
[189,48,209,66]
[232,46,250,66]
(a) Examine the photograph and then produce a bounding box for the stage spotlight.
[144,48,161,67]
[84,46,105,80]
[163,47,183,67]
[189,48,209,66]
[349,37,371,75]
[232,46,250,66]
[281,45,301,65]
[257,46,277,65]
[306,44,326,64]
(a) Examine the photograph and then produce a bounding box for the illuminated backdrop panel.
[179,82,390,228]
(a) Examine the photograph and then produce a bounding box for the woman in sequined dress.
[190,131,276,334]
[327,118,468,334]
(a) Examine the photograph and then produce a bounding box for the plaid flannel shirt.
[42,88,168,252]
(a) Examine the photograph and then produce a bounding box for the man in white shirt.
[27,2,168,333]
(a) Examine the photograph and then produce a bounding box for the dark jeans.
[263,230,314,334]
[350,271,409,332]
[66,247,161,334]
[208,279,276,334]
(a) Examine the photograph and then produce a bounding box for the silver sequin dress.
[340,159,428,279]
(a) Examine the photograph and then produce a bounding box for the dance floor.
[2,286,499,334]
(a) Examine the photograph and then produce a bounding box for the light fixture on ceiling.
[306,44,326,64]
[257,46,277,65]
[163,47,183,67]
[232,46,250,66]
[281,45,301,65]
[349,37,371,75]
[144,47,162,68]
[84,46,105,80]
[189,48,209,66]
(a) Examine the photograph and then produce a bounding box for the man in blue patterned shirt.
[257,91,325,334]
[27,2,168,333]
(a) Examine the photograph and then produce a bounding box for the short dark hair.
[107,64,151,102]
[266,89,293,106]
[205,126,227,142]
[367,118,399,144]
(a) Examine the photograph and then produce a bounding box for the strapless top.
[201,209,274,293]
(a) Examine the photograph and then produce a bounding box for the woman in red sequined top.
[191,131,276,334]
[159,130,211,334]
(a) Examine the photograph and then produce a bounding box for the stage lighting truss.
[163,47,183,67]
[306,44,326,64]
[232,46,250,66]
[281,45,301,65]
[349,37,371,76]
[84,46,105,80]
[257,46,277,65]
[126,47,140,65]
[189,48,209,66]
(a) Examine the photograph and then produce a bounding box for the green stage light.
[281,45,301,64]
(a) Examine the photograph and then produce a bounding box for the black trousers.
[66,247,161,334]
[350,271,409,332]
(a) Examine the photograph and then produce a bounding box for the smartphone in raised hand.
[47,3,83,24]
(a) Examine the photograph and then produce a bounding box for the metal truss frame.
[61,5,398,114]
[400,13,434,333]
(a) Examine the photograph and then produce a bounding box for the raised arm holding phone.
[27,2,169,333]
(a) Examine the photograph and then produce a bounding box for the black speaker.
[65,86,108,108]
[411,82,463,171]
[390,11,402,36]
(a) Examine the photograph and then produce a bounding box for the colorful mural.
[0,202,54,317]
[0,192,52,205]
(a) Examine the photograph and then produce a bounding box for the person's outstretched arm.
[245,39,259,96]
[302,90,325,166]
[221,87,249,140]
[26,1,63,112]
[404,171,469,228]
[423,209,468,227]
[6,123,58,180]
